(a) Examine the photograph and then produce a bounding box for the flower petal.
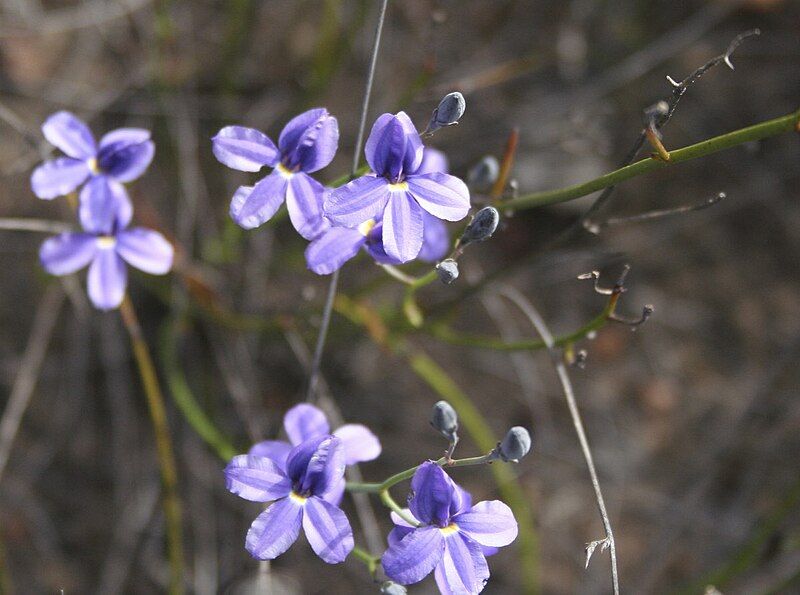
[115,227,174,274]
[87,248,127,310]
[212,126,279,172]
[42,111,96,159]
[434,534,489,595]
[449,482,473,518]
[224,454,292,502]
[39,233,97,276]
[279,108,339,173]
[305,226,366,275]
[302,496,354,563]
[30,157,90,199]
[98,138,155,183]
[79,176,133,235]
[417,212,449,263]
[245,497,303,560]
[407,172,471,221]
[390,509,418,529]
[332,424,381,465]
[284,403,330,445]
[382,526,445,585]
[286,435,346,499]
[324,175,389,228]
[417,147,449,175]
[285,173,326,239]
[455,500,518,548]
[409,462,454,527]
[387,525,414,548]
[364,112,423,179]
[381,191,424,263]
[248,440,293,470]
[229,172,288,229]
[99,128,151,150]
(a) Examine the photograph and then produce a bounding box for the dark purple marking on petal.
[245,497,303,560]
[408,462,454,527]
[382,526,445,586]
[302,496,354,563]
[224,455,292,502]
[324,174,390,228]
[212,126,279,172]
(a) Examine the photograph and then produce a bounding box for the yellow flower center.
[439,523,459,536]
[289,492,308,504]
[87,157,100,174]
[388,181,409,192]
[276,163,295,179]
[358,219,376,237]
[96,236,116,249]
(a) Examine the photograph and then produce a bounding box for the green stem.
[506,109,800,211]
[403,270,437,328]
[351,545,380,576]
[159,317,238,461]
[119,297,184,595]
[380,489,420,527]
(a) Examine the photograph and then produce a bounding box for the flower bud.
[428,92,466,132]
[466,155,499,191]
[460,207,500,246]
[436,259,459,285]
[497,426,531,462]
[380,582,408,595]
[430,400,458,441]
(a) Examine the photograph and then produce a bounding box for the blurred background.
[0,0,798,593]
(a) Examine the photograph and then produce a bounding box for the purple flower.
[212,108,339,238]
[31,111,154,233]
[248,403,381,472]
[381,462,517,594]
[225,434,354,563]
[324,112,470,263]
[39,203,173,311]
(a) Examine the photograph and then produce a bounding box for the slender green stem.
[506,109,800,211]
[403,269,437,327]
[380,489,420,527]
[120,297,184,595]
[351,545,380,576]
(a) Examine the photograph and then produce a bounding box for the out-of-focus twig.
[0,219,73,234]
[586,192,726,234]
[499,286,620,595]
[0,284,64,485]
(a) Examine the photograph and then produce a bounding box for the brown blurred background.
[0,1,799,593]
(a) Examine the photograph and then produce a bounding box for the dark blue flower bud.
[427,92,466,132]
[380,581,408,595]
[497,426,531,462]
[435,259,459,285]
[466,155,499,190]
[430,400,458,441]
[460,207,500,246]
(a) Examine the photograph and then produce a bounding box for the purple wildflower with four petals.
[225,434,354,563]
[212,108,339,238]
[324,112,470,263]
[30,111,155,233]
[381,462,518,594]
[39,204,173,311]
[305,148,451,275]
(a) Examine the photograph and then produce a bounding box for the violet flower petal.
[212,126,279,172]
[285,173,326,240]
[229,171,288,229]
[324,174,390,228]
[87,248,127,310]
[449,482,473,518]
[389,509,418,529]
[381,191,424,263]
[434,534,489,595]
[280,109,339,173]
[387,525,414,548]
[300,436,346,499]
[224,454,292,502]
[98,138,155,183]
[417,212,449,263]
[409,462,454,527]
[40,233,97,275]
[283,404,330,445]
[417,147,449,175]
[302,496,354,563]
[30,157,90,200]
[406,173,471,221]
[79,176,132,235]
[332,424,381,465]
[305,226,366,275]
[382,526,445,585]
[248,440,293,470]
[286,435,329,484]
[454,500,518,548]
[115,228,174,275]
[364,114,407,180]
[99,128,151,150]
[42,111,96,159]
[245,497,303,560]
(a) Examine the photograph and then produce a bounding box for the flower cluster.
[224,402,526,594]
[212,108,470,275]
[32,112,173,310]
